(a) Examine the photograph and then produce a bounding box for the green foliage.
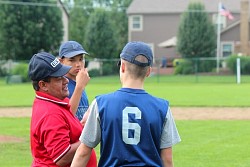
[84,8,118,59]
[196,58,216,72]
[177,2,216,59]
[174,59,194,74]
[68,0,94,43]
[11,63,30,82]
[0,62,8,77]
[89,69,101,77]
[0,0,63,60]
[102,62,119,76]
[0,68,7,77]
[174,58,216,74]
[109,0,132,52]
[173,59,185,67]
[65,0,132,56]
[226,55,250,74]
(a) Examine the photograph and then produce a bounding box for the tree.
[66,0,94,44]
[109,0,132,53]
[85,8,117,59]
[95,0,132,53]
[63,0,132,54]
[177,2,216,72]
[177,2,216,58]
[0,0,63,60]
[85,8,118,75]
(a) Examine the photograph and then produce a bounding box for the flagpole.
[216,2,222,73]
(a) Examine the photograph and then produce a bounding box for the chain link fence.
[1,57,250,84]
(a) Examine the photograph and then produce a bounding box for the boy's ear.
[146,67,152,77]
[121,61,125,73]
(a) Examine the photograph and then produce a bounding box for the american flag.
[220,4,234,20]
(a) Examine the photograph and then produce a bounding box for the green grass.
[0,83,34,107]
[0,117,99,166]
[1,75,250,166]
[1,118,250,167]
[1,75,250,107]
[174,121,250,167]
[0,118,31,167]
[145,83,250,107]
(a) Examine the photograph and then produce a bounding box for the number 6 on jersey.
[122,107,141,145]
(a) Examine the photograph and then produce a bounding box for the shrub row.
[174,55,250,75]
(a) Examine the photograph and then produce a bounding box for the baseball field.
[0,75,250,166]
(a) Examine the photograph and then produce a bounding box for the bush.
[173,59,185,67]
[88,61,119,77]
[102,62,119,76]
[89,69,101,77]
[174,58,216,74]
[102,63,114,76]
[11,63,30,82]
[226,55,250,74]
[0,61,8,77]
[196,59,216,72]
[0,67,7,77]
[174,59,194,74]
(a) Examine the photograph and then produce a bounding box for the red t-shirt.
[30,91,97,167]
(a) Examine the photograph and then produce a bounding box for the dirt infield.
[1,107,250,120]
[1,107,250,143]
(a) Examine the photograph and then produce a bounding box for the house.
[127,0,249,66]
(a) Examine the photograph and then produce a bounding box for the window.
[221,43,233,57]
[130,15,143,31]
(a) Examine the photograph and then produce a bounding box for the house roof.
[127,0,242,14]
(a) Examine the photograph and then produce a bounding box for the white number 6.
[122,107,141,145]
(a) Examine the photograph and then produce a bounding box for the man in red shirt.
[28,52,97,167]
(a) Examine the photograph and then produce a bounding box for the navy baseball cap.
[28,52,72,81]
[120,41,153,67]
[59,41,88,58]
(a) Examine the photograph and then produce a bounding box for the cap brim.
[62,50,88,58]
[50,65,72,77]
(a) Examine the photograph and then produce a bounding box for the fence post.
[194,58,199,83]
[236,58,241,84]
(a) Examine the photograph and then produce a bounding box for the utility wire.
[0,1,242,13]
[0,0,59,7]
[0,0,115,9]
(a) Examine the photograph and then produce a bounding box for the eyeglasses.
[117,60,121,67]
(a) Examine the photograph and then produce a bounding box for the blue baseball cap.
[28,52,72,81]
[59,41,88,58]
[120,41,153,67]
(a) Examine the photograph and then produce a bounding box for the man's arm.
[161,147,173,167]
[55,141,81,167]
[69,68,90,115]
[71,143,93,167]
